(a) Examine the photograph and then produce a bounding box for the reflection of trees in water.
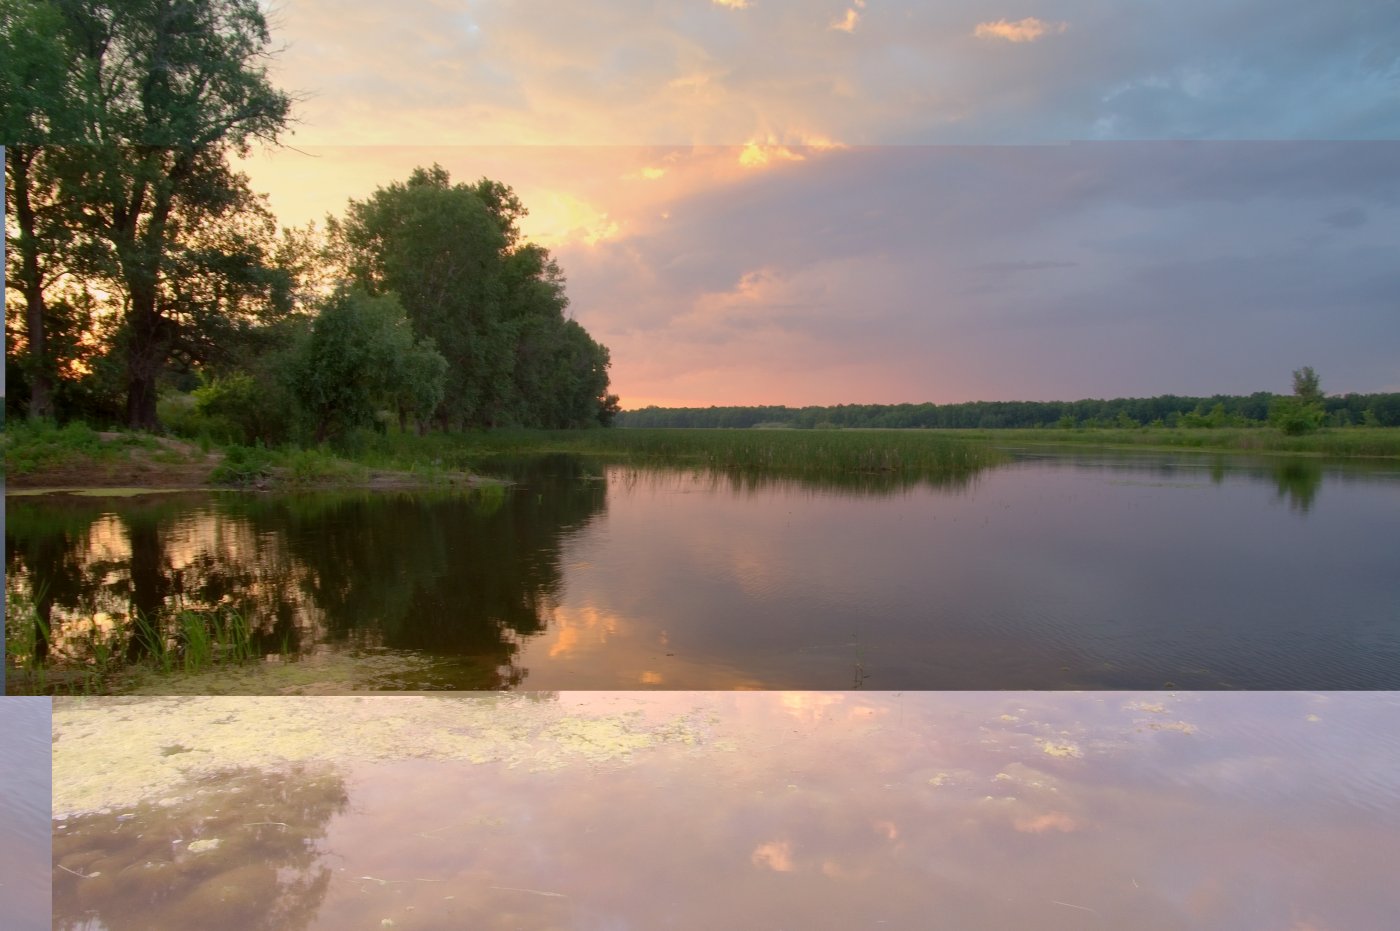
[53,766,347,931]
[1021,451,1360,516]
[6,498,312,669]
[1271,460,1323,513]
[609,462,992,499]
[7,462,607,686]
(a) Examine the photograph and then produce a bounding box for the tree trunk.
[8,146,56,420]
[119,179,177,432]
[125,289,166,431]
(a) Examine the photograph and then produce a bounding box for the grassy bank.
[353,426,1006,473]
[943,425,1400,458]
[8,421,1399,493]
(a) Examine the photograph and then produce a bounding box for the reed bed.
[357,427,1008,481]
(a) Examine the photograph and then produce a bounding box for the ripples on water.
[50,692,1400,931]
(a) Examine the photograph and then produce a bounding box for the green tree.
[1292,366,1322,405]
[2,0,86,420]
[333,165,616,429]
[290,288,446,444]
[333,165,509,428]
[14,0,295,430]
[1270,366,1327,435]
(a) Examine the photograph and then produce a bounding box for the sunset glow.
[225,1,1400,408]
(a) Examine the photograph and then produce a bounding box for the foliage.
[2,418,156,475]
[617,388,1400,431]
[289,288,447,443]
[1269,366,1328,436]
[209,444,277,485]
[3,0,295,429]
[332,165,616,429]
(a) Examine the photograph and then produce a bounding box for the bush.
[210,444,277,485]
[1269,397,1326,436]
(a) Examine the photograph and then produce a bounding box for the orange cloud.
[523,191,621,247]
[739,141,806,168]
[831,9,860,33]
[973,17,1068,43]
[1013,811,1079,833]
[712,0,749,8]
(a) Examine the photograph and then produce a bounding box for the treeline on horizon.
[3,0,618,447]
[618,392,1400,430]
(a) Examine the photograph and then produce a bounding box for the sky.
[236,0,1400,407]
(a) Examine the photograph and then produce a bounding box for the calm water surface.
[0,698,53,931]
[9,449,1400,690]
[51,691,1400,930]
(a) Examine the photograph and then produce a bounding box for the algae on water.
[52,695,720,817]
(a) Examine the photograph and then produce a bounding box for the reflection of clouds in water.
[50,692,1400,930]
[750,839,794,872]
[544,602,620,658]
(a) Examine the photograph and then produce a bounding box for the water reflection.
[7,457,607,690]
[10,451,1400,691]
[51,692,1400,930]
[53,767,347,931]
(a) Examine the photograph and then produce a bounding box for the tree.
[290,288,446,444]
[15,0,294,430]
[333,165,617,429]
[1292,366,1322,405]
[1270,366,1327,435]
[2,0,84,419]
[333,165,510,428]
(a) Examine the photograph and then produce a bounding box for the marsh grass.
[351,427,1009,484]
[952,426,1400,458]
[5,599,269,695]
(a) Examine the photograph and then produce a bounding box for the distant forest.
[618,392,1400,430]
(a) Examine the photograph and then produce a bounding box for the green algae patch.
[52,695,719,817]
[1038,740,1084,759]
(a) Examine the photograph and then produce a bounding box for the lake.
[8,448,1400,691]
[51,691,1400,930]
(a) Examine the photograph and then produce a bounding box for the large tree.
[333,165,618,429]
[4,0,294,429]
[2,0,84,419]
[332,165,511,428]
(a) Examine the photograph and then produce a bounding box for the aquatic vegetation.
[350,427,1009,490]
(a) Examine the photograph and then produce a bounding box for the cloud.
[240,141,1400,406]
[712,0,749,8]
[973,17,1068,43]
[831,9,860,33]
[738,141,806,167]
[262,1,1400,145]
[1013,811,1080,833]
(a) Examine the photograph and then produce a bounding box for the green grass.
[943,426,1400,458]
[2,419,158,475]
[353,426,999,469]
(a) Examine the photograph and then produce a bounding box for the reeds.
[5,600,266,696]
